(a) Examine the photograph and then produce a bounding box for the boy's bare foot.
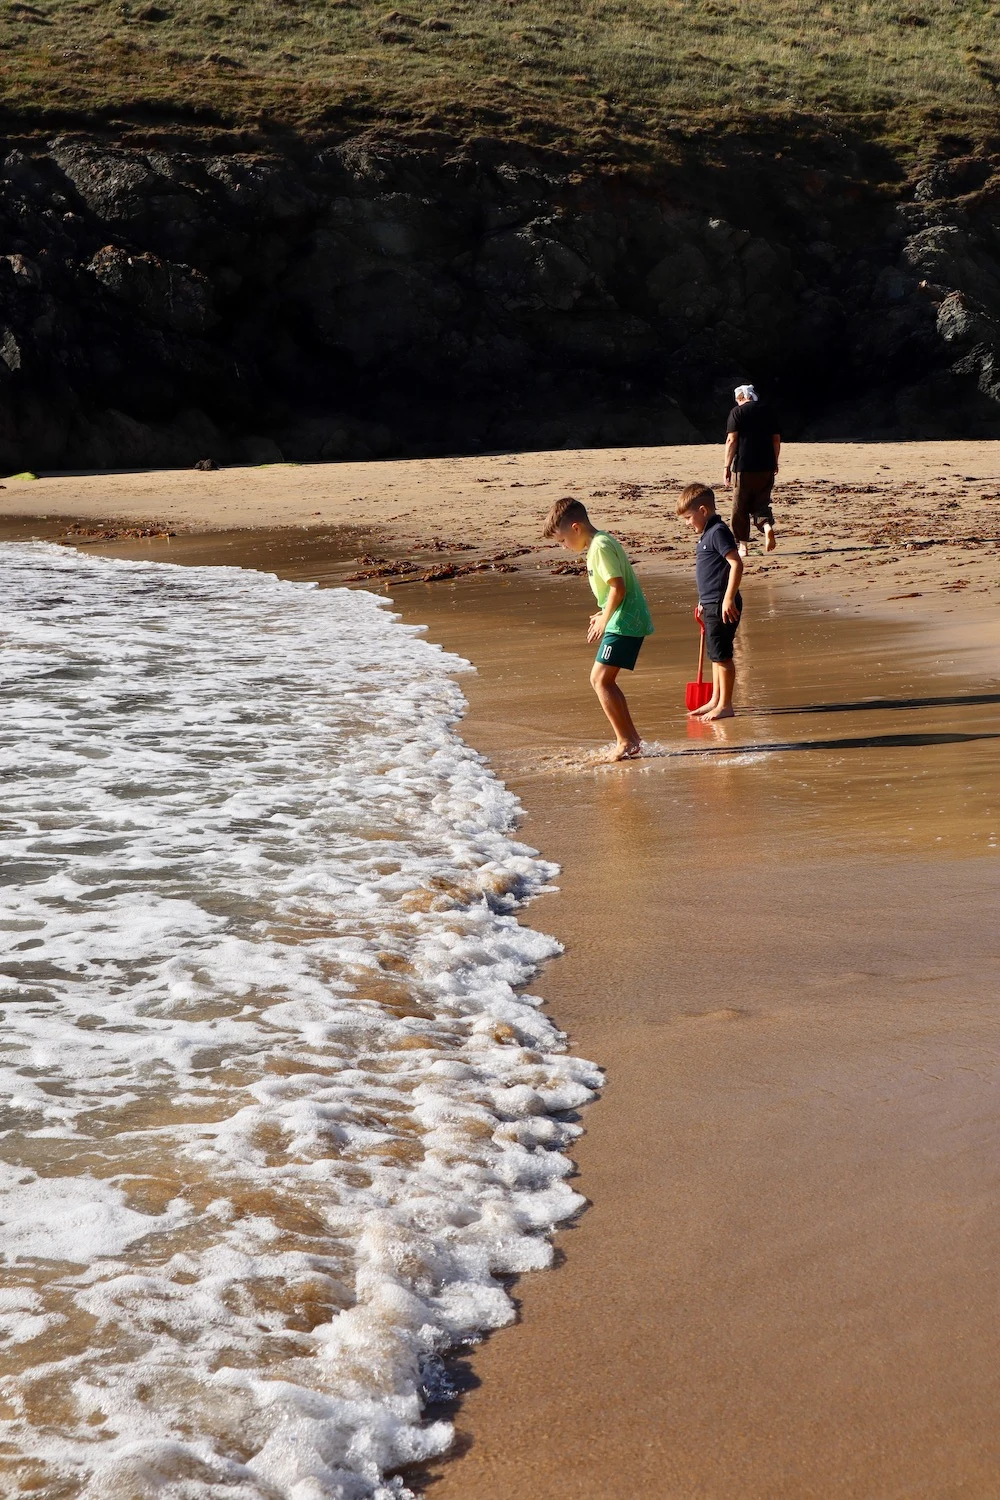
[737,541,748,558]
[609,739,642,761]
[763,523,776,552]
[702,704,735,721]
[688,699,719,718]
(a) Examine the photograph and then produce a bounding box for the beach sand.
[6,443,1000,1495]
[3,438,1000,627]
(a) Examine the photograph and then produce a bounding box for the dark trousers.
[731,470,775,543]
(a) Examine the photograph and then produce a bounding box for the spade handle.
[695,606,705,685]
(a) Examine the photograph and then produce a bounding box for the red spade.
[685,608,713,711]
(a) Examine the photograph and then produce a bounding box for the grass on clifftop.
[1,0,999,159]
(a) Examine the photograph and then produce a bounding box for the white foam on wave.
[0,543,600,1499]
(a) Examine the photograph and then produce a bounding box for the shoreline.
[5,438,1000,664]
[5,449,1000,1493]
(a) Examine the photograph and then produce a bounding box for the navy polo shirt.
[696,514,739,603]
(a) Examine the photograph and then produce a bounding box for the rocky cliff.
[1,127,999,468]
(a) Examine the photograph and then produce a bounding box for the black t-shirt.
[727,400,780,472]
[696,514,739,603]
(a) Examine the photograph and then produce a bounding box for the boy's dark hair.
[542,496,591,538]
[677,482,716,516]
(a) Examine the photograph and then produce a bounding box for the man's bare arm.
[724,431,738,486]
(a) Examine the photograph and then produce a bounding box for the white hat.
[734,384,758,401]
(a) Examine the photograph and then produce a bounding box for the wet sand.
[392,575,1000,1499]
[33,520,1000,1497]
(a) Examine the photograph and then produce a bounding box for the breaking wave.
[0,544,599,1498]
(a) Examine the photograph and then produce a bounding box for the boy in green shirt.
[543,496,654,760]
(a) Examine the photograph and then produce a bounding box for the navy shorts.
[702,596,742,663]
[595,631,644,671]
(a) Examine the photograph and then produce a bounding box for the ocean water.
[0,544,600,1499]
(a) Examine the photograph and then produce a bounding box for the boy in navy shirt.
[677,482,744,720]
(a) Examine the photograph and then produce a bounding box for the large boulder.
[87,246,218,335]
[203,156,316,221]
[936,290,1000,348]
[49,141,206,255]
[900,225,1000,312]
[475,225,598,313]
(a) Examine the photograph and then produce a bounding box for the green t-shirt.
[586,531,654,638]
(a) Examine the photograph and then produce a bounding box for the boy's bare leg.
[689,660,721,717]
[763,521,777,552]
[702,659,736,720]
[590,662,642,758]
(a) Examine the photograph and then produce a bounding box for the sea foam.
[0,543,600,1498]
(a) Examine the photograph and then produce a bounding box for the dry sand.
[6,444,1000,1496]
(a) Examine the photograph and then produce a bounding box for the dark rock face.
[87,247,217,335]
[0,130,998,469]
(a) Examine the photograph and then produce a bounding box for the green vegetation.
[1,0,999,157]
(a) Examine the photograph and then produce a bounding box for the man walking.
[724,383,781,557]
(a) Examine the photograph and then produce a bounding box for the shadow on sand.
[747,692,1000,718]
[666,730,1000,758]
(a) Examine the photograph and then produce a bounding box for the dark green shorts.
[595,631,644,671]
